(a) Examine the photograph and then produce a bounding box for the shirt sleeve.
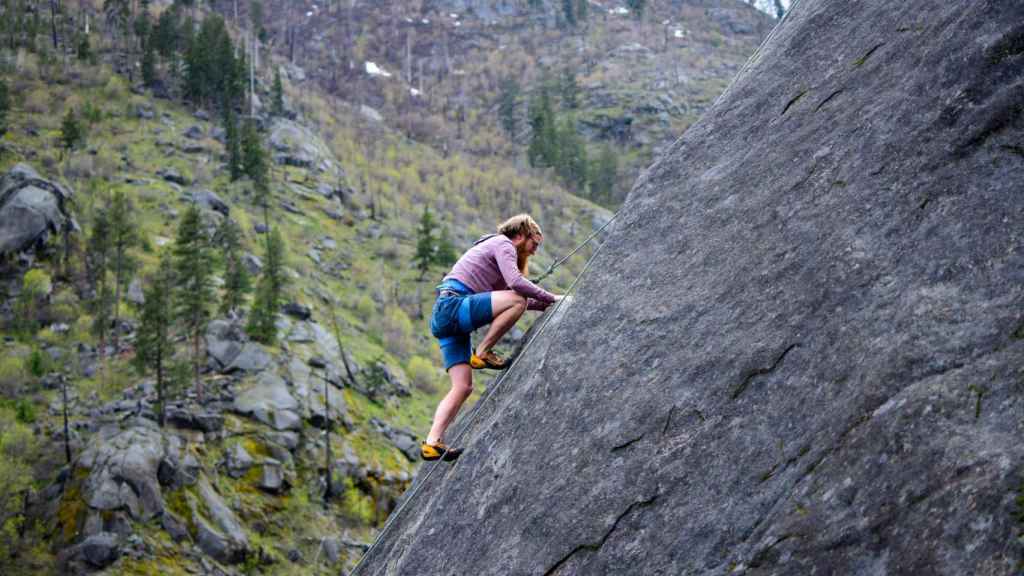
[495,240,556,305]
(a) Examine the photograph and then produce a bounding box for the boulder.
[225,443,254,479]
[258,460,289,494]
[353,1,1024,574]
[78,423,166,521]
[0,163,75,256]
[156,168,188,186]
[193,476,249,564]
[232,372,301,431]
[282,302,311,320]
[369,417,419,462]
[78,532,120,569]
[187,189,230,216]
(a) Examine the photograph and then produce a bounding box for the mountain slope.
[353,0,1024,573]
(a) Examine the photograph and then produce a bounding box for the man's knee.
[511,293,527,312]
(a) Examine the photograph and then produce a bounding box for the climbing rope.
[349,211,620,575]
[713,0,804,107]
[535,209,621,284]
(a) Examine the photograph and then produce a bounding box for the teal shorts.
[430,279,493,370]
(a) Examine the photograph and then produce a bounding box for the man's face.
[525,233,542,256]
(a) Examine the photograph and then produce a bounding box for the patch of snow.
[422,18,430,24]
[450,13,459,18]
[674,29,685,38]
[305,11,313,17]
[410,88,422,97]
[455,21,461,27]
[365,61,392,78]
[610,7,628,15]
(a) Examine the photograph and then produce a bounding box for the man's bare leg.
[476,291,526,357]
[426,364,473,444]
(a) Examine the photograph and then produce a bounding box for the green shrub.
[14,400,35,424]
[25,349,49,378]
[406,356,439,393]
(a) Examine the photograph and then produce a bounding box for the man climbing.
[421,214,562,461]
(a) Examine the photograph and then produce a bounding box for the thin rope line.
[713,0,803,107]
[350,225,615,575]
[536,210,621,284]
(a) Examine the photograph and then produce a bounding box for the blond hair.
[497,214,542,276]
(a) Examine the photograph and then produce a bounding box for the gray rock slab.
[355,1,1024,575]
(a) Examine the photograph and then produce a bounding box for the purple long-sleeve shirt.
[443,234,556,310]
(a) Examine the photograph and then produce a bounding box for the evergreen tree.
[560,67,580,110]
[142,39,157,88]
[590,143,619,206]
[561,0,576,28]
[414,206,436,280]
[271,67,285,117]
[0,78,8,138]
[246,228,285,344]
[91,283,114,355]
[555,115,588,192]
[527,87,557,168]
[87,206,112,293]
[153,6,181,58]
[241,119,268,189]
[76,33,94,62]
[224,108,243,180]
[183,15,244,111]
[60,109,85,157]
[134,250,175,427]
[435,225,457,269]
[173,204,215,400]
[108,191,139,351]
[498,76,519,139]
[217,217,250,315]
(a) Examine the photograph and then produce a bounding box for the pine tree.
[173,204,214,400]
[91,283,114,355]
[217,217,250,315]
[498,76,519,139]
[271,67,285,117]
[87,206,111,292]
[224,108,243,180]
[556,116,588,192]
[241,119,268,190]
[246,228,285,344]
[414,206,436,280]
[142,38,157,88]
[87,206,114,355]
[590,143,619,206]
[153,6,181,58]
[576,0,588,23]
[561,0,576,28]
[135,250,175,426]
[434,225,457,269]
[560,67,579,110]
[527,87,557,168]
[60,109,85,157]
[108,191,139,351]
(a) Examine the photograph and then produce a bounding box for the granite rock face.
[356,1,1024,575]
[0,163,75,256]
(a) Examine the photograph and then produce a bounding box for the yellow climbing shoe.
[421,441,462,462]
[470,350,507,370]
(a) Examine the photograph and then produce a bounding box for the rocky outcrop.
[355,1,1024,575]
[0,163,75,256]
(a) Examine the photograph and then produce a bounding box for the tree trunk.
[62,375,71,464]
[193,327,203,402]
[323,371,333,508]
[156,353,164,427]
[112,248,122,352]
[49,0,59,50]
